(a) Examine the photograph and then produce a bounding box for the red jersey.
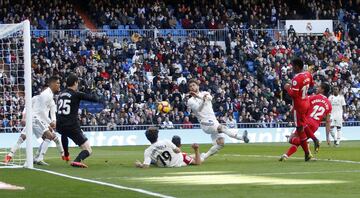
[306,94,332,128]
[286,71,314,111]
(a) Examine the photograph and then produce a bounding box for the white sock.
[336,128,341,144]
[53,136,64,156]
[9,136,25,157]
[330,127,336,140]
[203,144,224,159]
[36,139,51,161]
[222,128,243,140]
[35,142,43,159]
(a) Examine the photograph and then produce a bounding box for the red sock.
[286,145,298,157]
[300,141,309,154]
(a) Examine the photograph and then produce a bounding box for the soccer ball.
[158,101,171,113]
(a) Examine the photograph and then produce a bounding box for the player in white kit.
[135,127,201,168]
[4,77,64,165]
[186,79,249,161]
[328,87,346,146]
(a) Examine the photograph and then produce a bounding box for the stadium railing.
[30,28,286,42]
[1,121,360,133]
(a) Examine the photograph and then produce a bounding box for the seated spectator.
[182,116,193,129]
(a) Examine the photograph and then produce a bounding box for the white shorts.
[21,117,50,139]
[200,119,224,144]
[331,116,343,127]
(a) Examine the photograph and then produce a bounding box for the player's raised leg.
[218,125,250,143]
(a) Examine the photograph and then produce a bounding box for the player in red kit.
[284,58,315,160]
[280,83,332,161]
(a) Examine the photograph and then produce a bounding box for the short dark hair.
[292,58,304,70]
[188,79,199,86]
[145,127,159,144]
[172,135,181,147]
[66,73,79,87]
[321,82,331,97]
[47,76,59,85]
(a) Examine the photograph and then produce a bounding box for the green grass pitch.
[1,141,360,198]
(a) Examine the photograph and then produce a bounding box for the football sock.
[61,135,69,157]
[203,144,223,159]
[330,127,336,140]
[222,128,242,140]
[36,139,50,161]
[336,128,341,144]
[9,136,25,157]
[286,145,298,157]
[74,150,90,162]
[35,141,43,159]
[53,136,64,156]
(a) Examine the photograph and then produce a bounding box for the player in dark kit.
[56,73,102,168]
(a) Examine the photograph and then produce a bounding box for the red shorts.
[293,109,308,127]
[293,101,310,127]
[304,122,319,138]
[182,153,193,165]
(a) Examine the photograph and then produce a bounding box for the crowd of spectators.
[88,0,359,31]
[0,0,360,132]
[88,0,291,29]
[0,0,84,29]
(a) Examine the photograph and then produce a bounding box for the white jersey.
[329,94,345,118]
[21,92,55,138]
[143,140,185,167]
[33,87,56,124]
[187,91,217,123]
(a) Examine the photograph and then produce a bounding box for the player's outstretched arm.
[135,160,150,168]
[77,92,102,103]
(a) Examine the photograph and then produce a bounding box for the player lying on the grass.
[4,77,64,165]
[135,127,201,168]
[56,74,103,168]
[328,86,346,147]
[187,79,249,161]
[284,58,315,161]
[280,83,332,161]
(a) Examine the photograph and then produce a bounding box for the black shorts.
[57,126,88,146]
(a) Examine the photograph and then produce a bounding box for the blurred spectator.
[162,117,174,129]
[182,116,193,129]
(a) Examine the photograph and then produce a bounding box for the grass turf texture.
[1,141,360,198]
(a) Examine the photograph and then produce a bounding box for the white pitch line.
[249,170,360,176]
[32,168,175,198]
[93,170,360,181]
[223,154,360,164]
